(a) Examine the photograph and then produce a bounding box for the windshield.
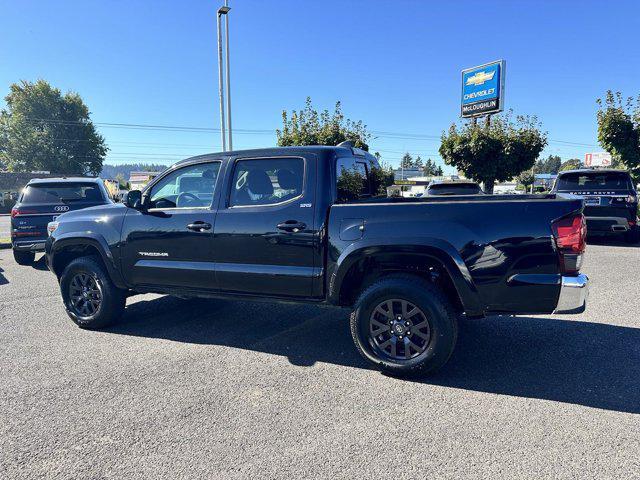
[21,183,105,203]
[555,172,632,192]
[428,183,481,195]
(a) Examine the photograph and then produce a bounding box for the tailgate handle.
[187,221,212,232]
[277,220,306,233]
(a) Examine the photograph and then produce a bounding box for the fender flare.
[49,233,127,289]
[329,236,484,316]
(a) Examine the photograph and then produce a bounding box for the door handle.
[187,221,212,232]
[276,220,307,233]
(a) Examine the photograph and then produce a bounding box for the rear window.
[336,158,371,203]
[555,172,632,192]
[20,183,105,204]
[428,183,481,195]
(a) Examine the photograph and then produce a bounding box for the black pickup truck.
[46,145,589,375]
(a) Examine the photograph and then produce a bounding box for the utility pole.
[216,4,230,151]
[224,0,233,150]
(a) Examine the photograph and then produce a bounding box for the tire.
[13,249,35,265]
[350,274,458,377]
[624,226,640,244]
[59,256,126,329]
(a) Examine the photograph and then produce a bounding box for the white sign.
[584,152,612,167]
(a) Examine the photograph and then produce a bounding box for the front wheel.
[350,274,458,376]
[60,256,126,329]
[13,249,35,265]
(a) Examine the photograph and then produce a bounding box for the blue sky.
[2,0,639,172]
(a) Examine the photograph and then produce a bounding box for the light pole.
[224,0,233,150]
[217,5,230,151]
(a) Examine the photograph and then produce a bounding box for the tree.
[559,158,582,171]
[276,97,370,150]
[596,90,640,177]
[517,170,535,191]
[400,152,413,168]
[422,158,444,177]
[0,80,107,175]
[535,154,562,174]
[439,113,547,193]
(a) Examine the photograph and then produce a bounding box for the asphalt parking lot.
[0,215,10,242]
[0,240,638,479]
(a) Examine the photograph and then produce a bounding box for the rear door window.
[229,157,304,207]
[21,183,105,204]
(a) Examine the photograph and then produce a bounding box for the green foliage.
[423,158,443,176]
[0,80,107,175]
[400,152,413,168]
[439,112,547,193]
[596,91,640,177]
[276,97,370,150]
[517,169,535,188]
[559,158,582,171]
[534,154,562,174]
[370,164,394,196]
[399,153,443,176]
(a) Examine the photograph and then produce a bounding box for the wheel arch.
[50,234,127,289]
[329,239,484,316]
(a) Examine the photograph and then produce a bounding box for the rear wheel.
[350,274,458,376]
[13,249,35,265]
[60,256,126,329]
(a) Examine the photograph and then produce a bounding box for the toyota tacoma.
[46,145,589,375]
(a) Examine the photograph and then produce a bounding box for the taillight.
[552,213,586,274]
[10,208,37,218]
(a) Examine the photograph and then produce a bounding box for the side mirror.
[124,190,143,210]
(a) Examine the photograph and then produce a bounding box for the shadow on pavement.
[107,295,640,414]
[0,265,7,286]
[31,255,49,271]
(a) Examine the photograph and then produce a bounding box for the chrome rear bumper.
[554,274,589,314]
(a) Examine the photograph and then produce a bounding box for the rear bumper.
[12,240,46,252]
[553,274,589,314]
[585,216,631,233]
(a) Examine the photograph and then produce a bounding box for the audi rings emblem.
[54,205,70,212]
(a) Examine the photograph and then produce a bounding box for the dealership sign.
[461,60,505,117]
[584,152,612,167]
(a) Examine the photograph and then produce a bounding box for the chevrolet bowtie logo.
[466,70,495,86]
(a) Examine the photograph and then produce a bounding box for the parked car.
[11,177,111,265]
[550,169,639,243]
[426,179,483,196]
[46,145,589,375]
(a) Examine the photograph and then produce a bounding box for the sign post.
[461,60,506,118]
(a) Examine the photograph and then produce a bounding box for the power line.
[8,116,599,149]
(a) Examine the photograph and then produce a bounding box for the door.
[120,161,222,290]
[213,155,319,297]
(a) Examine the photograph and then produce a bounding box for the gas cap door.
[339,218,365,241]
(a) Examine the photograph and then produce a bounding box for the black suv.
[426,179,483,196]
[11,177,111,265]
[551,169,639,243]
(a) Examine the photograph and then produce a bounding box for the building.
[129,171,161,191]
[534,173,557,191]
